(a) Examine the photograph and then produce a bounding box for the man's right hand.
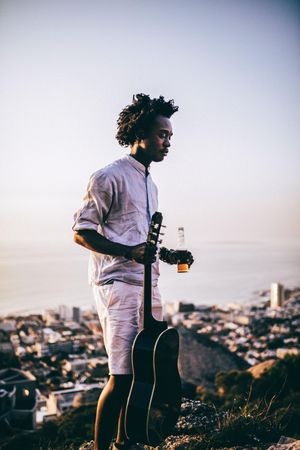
[126,243,157,264]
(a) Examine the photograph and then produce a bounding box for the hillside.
[77,397,300,450]
[2,355,300,449]
[178,327,249,391]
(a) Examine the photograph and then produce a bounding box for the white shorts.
[93,281,163,375]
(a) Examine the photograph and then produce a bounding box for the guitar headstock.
[147,212,164,247]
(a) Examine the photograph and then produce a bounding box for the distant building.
[165,301,195,317]
[177,301,195,313]
[276,348,299,359]
[73,306,81,323]
[234,315,250,326]
[62,358,88,374]
[43,309,59,325]
[47,386,85,415]
[0,368,37,430]
[47,383,105,416]
[0,320,16,332]
[59,304,72,321]
[35,340,73,357]
[0,342,14,354]
[42,327,62,343]
[270,283,285,308]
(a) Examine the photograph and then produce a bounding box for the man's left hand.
[176,249,194,267]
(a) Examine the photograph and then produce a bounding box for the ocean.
[0,240,299,316]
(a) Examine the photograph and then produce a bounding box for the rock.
[79,441,94,450]
[78,439,146,450]
[267,435,300,450]
[175,398,223,434]
[158,434,202,449]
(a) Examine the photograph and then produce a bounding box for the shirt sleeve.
[72,170,114,232]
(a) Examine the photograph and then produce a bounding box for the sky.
[0,0,300,250]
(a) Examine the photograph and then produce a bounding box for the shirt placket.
[145,168,151,224]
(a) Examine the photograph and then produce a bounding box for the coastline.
[0,240,299,317]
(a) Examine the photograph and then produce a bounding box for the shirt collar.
[126,154,150,175]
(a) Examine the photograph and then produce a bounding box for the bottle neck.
[177,227,186,250]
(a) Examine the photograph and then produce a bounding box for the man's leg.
[93,282,148,449]
[94,374,132,450]
[115,396,131,447]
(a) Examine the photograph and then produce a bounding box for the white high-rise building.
[59,304,72,321]
[270,283,285,308]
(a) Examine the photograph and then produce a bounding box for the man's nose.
[164,139,171,147]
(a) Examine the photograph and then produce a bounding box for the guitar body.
[125,322,181,446]
[124,212,182,446]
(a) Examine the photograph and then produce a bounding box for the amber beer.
[177,227,189,273]
[177,250,189,273]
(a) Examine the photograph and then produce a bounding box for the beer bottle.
[177,227,189,273]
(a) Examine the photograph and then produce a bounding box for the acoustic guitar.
[124,212,181,446]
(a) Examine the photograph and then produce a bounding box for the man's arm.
[74,230,156,264]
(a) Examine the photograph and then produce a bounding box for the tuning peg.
[158,239,163,244]
[161,224,166,228]
[159,232,165,236]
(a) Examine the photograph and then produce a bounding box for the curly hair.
[116,93,179,147]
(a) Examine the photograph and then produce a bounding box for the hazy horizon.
[1,239,300,317]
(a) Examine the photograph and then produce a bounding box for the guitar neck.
[142,211,164,331]
[143,262,153,329]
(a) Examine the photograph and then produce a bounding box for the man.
[73,93,194,450]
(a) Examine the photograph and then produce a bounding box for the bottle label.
[177,263,189,273]
[176,249,189,273]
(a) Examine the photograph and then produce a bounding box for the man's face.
[140,115,173,163]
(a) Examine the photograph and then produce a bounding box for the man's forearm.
[74,230,131,258]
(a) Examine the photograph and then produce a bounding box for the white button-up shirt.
[73,155,160,286]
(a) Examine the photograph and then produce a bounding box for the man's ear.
[135,129,145,141]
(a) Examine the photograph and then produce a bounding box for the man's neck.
[130,146,151,168]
